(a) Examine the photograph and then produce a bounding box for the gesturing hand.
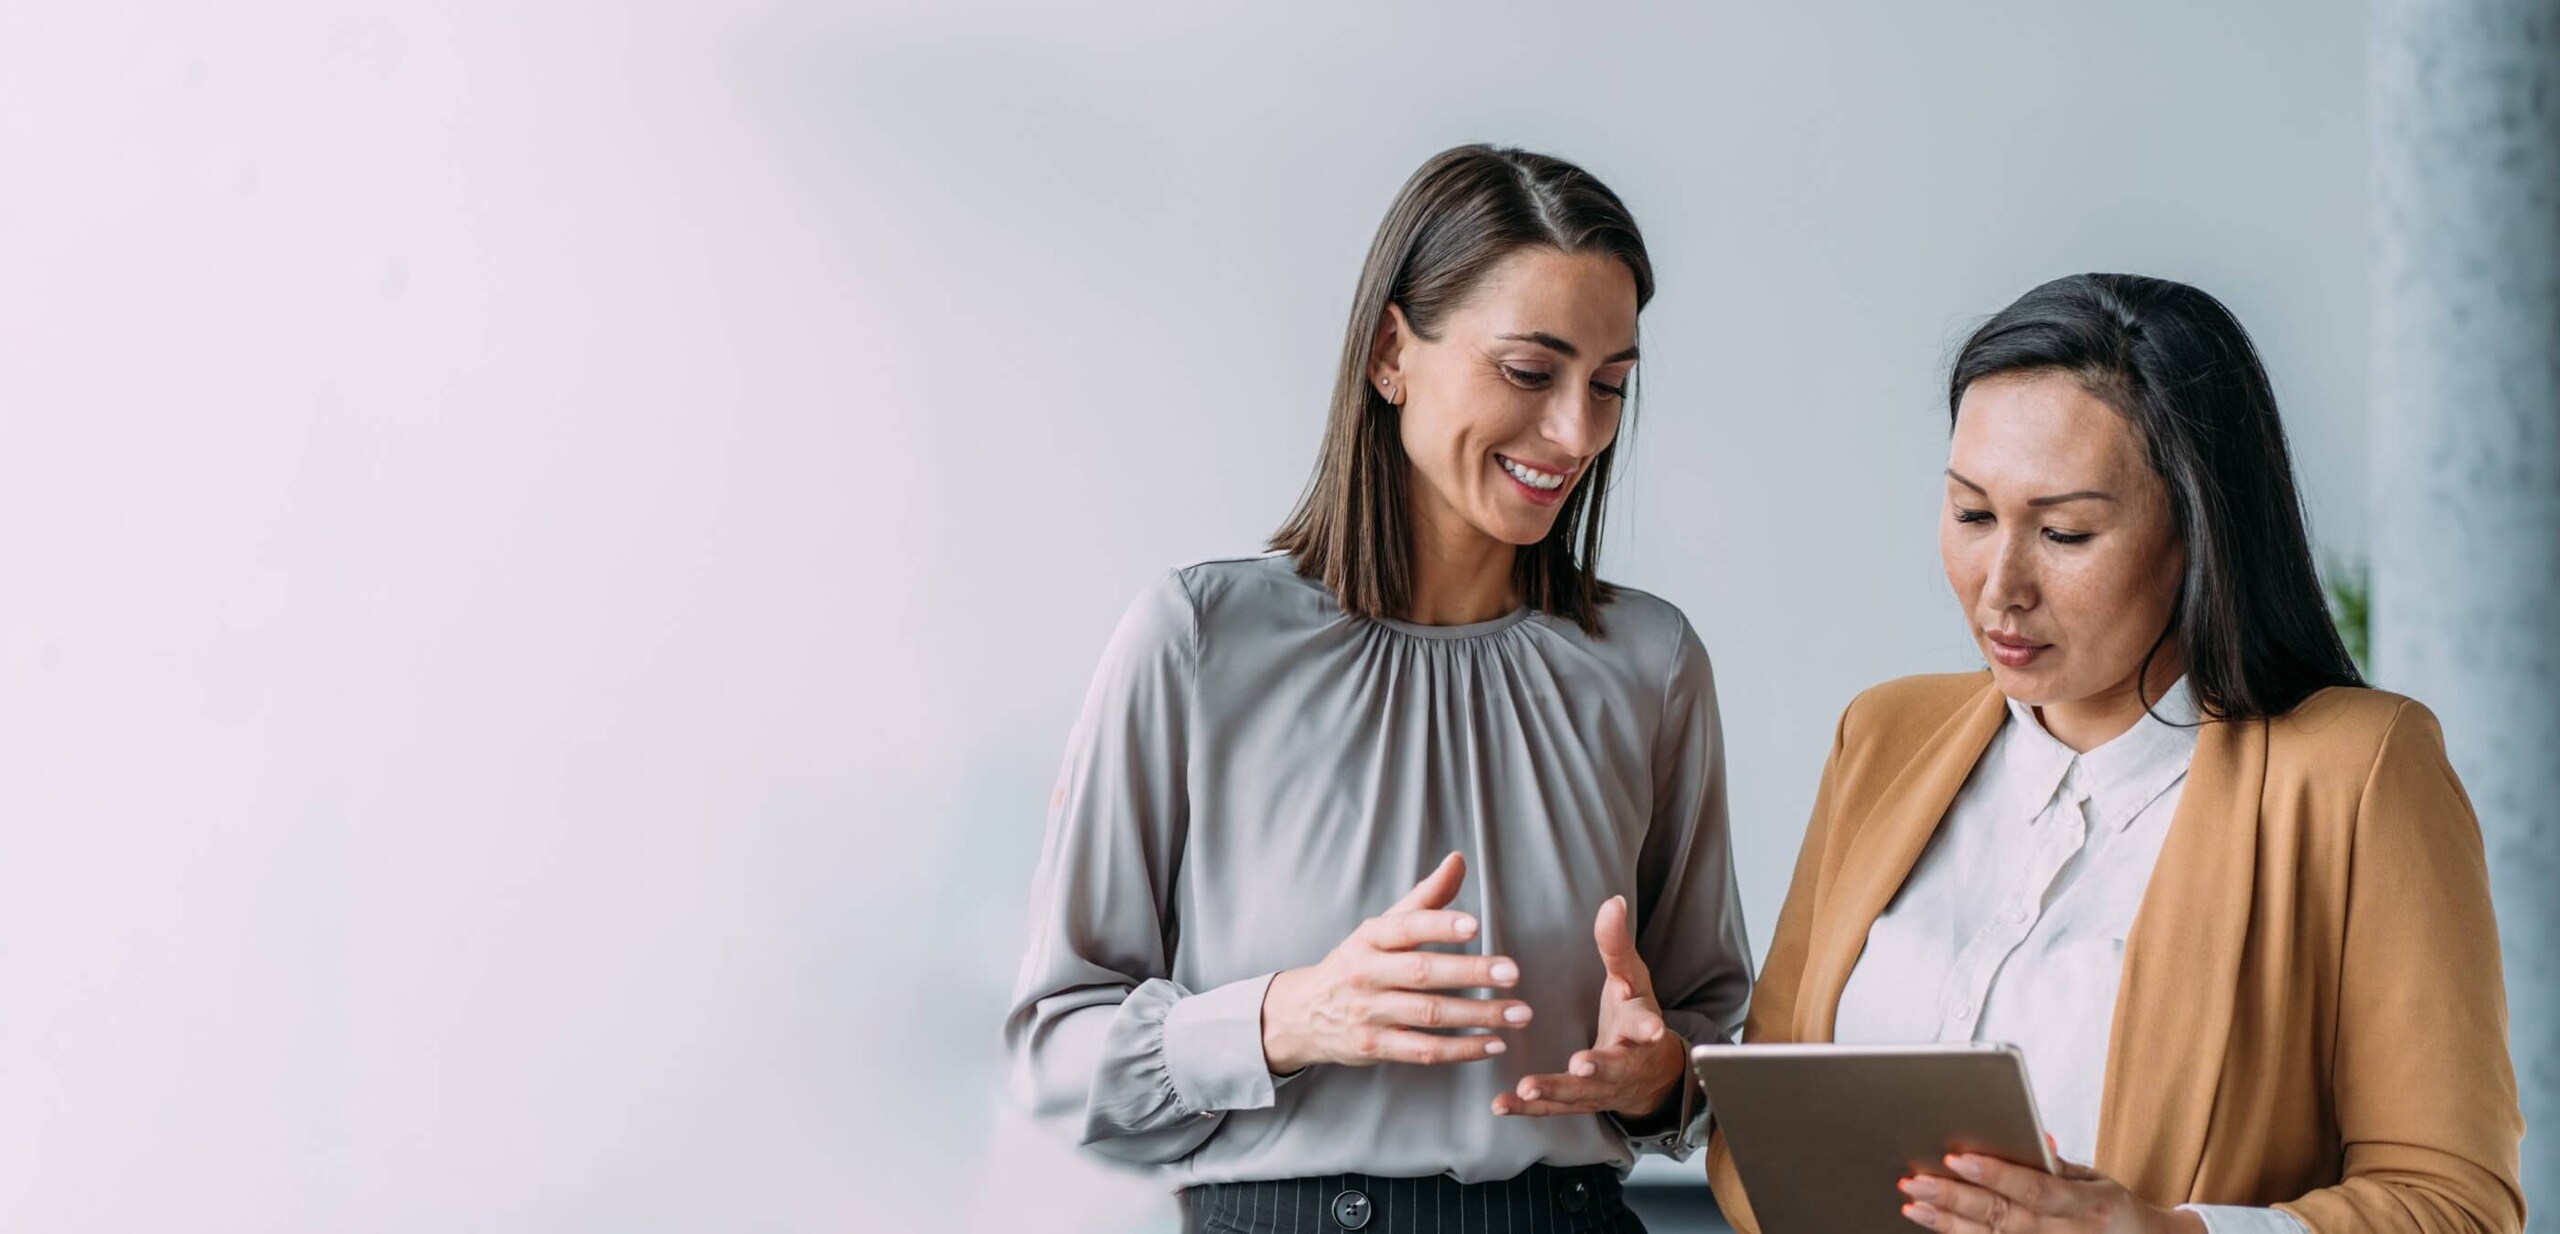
[1260,852,1533,1074]
[1490,894,1687,1120]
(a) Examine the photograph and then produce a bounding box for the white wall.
[0,3,2364,1230]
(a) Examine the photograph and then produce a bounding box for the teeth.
[1500,456,1566,491]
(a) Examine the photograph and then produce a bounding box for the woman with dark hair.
[1006,145,1751,1233]
[1707,274,2524,1234]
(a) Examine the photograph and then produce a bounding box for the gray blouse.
[1004,553,1752,1186]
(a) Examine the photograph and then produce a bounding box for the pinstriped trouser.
[1178,1164,1646,1234]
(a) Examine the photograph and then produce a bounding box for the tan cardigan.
[1706,673,2524,1234]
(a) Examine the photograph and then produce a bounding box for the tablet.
[1690,1043,2059,1234]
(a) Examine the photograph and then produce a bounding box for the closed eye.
[1500,365,1550,389]
[1592,378,1626,400]
[1952,507,1993,525]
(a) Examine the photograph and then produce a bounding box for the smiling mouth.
[1496,454,1569,492]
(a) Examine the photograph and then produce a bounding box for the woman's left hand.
[1490,895,1688,1120]
[1900,1149,2207,1234]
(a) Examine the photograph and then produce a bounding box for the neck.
[2032,654,2186,753]
[1404,498,1520,627]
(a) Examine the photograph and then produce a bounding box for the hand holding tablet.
[1691,1043,2061,1234]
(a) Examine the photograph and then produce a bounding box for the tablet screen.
[1693,1043,2057,1234]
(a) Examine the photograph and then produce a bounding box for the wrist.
[1612,1034,1690,1121]
[2158,1205,2210,1234]
[1259,968,1307,1075]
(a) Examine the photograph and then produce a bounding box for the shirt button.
[1331,1188,1374,1230]
[1562,1178,1592,1212]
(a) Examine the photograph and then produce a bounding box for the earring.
[1381,382,1399,404]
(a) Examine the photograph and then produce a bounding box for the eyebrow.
[1498,331,1641,364]
[1943,469,2117,506]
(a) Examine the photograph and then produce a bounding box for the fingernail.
[1571,1060,1594,1077]
[1454,915,1478,938]
[1523,1085,1541,1100]
[1483,1039,1506,1055]
[1490,961,1519,984]
[1905,1202,1939,1226]
[1503,1005,1532,1025]
[1946,1155,1982,1180]
[1899,1177,1933,1200]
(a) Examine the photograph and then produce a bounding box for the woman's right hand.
[1260,851,1531,1074]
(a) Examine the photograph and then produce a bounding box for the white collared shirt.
[1833,679,2302,1234]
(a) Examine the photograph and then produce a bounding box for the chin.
[1984,661,2065,705]
[1479,513,1561,547]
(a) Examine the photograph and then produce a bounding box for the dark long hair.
[1270,144,1653,636]
[1949,273,2364,720]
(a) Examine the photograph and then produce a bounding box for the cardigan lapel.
[1796,681,2010,1040]
[2092,714,2267,1200]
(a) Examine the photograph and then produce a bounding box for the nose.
[1981,525,2039,615]
[1541,386,1618,463]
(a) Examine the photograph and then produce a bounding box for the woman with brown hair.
[1707,274,2523,1234]
[1005,145,1751,1233]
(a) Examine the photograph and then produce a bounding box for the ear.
[1368,302,1412,403]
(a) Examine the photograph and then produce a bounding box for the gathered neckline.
[1367,606,1536,641]
[1251,552,1540,642]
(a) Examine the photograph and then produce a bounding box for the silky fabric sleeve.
[1002,571,1289,1165]
[2273,702,2525,1234]
[1706,692,1855,1227]
[1609,617,1755,1160]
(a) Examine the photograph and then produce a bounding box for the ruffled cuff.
[1157,972,1286,1118]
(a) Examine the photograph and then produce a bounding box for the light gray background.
[0,3,2364,1230]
